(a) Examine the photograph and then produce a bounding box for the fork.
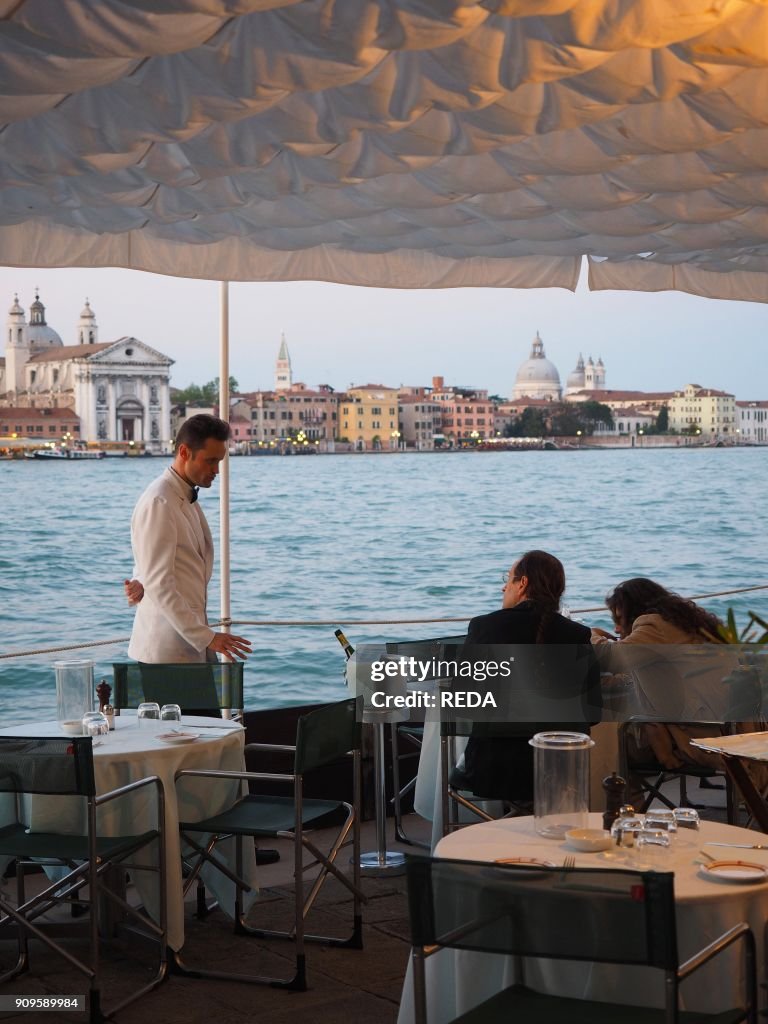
[560,855,576,878]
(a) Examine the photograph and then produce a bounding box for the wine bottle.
[334,628,354,660]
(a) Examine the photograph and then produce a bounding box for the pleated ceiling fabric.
[1,0,768,299]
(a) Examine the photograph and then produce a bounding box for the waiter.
[125,413,251,662]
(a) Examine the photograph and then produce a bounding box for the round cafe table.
[0,716,258,951]
[397,813,768,1023]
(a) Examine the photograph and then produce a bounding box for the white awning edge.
[588,258,768,305]
[0,222,582,290]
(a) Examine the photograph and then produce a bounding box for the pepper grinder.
[96,678,112,712]
[602,771,627,830]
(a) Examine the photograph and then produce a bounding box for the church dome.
[79,299,95,320]
[26,289,63,346]
[26,323,63,347]
[8,293,24,316]
[512,332,561,400]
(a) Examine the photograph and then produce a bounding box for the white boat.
[24,446,105,461]
[69,448,105,460]
[24,447,68,460]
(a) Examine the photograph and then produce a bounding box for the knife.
[704,842,768,850]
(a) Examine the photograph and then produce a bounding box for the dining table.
[0,715,259,951]
[397,812,768,1023]
[693,731,768,832]
[413,713,627,851]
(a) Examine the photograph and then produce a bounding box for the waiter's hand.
[207,632,252,660]
[124,578,144,605]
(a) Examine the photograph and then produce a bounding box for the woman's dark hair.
[175,414,231,452]
[515,550,566,643]
[606,577,721,640]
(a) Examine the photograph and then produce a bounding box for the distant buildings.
[736,401,768,443]
[218,337,757,449]
[668,384,737,438]
[0,292,173,451]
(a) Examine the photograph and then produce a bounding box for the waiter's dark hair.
[175,414,231,452]
[514,549,566,643]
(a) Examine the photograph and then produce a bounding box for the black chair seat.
[456,985,747,1024]
[0,822,159,862]
[180,795,344,837]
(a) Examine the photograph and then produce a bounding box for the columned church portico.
[2,294,173,452]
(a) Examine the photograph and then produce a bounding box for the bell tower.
[5,293,29,397]
[77,299,98,345]
[275,333,292,391]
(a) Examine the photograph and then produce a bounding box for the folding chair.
[619,718,736,821]
[391,722,427,846]
[0,736,167,1024]
[406,855,757,1024]
[112,661,244,718]
[173,697,364,991]
[441,719,533,835]
[384,634,467,847]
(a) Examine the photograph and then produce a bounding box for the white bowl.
[60,720,83,736]
[565,828,612,852]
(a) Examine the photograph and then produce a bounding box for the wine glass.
[137,702,161,729]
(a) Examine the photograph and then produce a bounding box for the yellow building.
[340,385,400,451]
[668,384,736,438]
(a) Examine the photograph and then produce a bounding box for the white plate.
[699,860,768,884]
[566,828,612,852]
[156,731,200,744]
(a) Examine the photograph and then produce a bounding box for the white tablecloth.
[0,716,258,951]
[397,813,768,1022]
[413,716,623,851]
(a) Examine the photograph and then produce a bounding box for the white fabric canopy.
[2,0,768,299]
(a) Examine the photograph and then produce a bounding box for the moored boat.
[23,446,105,460]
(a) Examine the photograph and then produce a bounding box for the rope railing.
[1,583,766,662]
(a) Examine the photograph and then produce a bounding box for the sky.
[1,263,765,401]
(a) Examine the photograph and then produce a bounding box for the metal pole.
[219,281,231,645]
[359,719,405,875]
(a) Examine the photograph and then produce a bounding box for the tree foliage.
[505,400,614,437]
[173,376,239,405]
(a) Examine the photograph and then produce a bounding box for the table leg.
[359,721,405,875]
[722,755,768,833]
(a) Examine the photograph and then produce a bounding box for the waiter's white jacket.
[128,467,215,662]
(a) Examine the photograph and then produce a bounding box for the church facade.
[1,293,173,451]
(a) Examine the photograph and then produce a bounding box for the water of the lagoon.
[1,447,766,724]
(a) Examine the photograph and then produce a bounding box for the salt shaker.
[104,704,115,731]
[602,771,627,830]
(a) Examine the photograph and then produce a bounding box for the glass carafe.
[55,659,94,728]
[530,731,594,838]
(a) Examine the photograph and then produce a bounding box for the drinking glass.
[610,815,644,848]
[81,710,109,738]
[645,809,678,833]
[633,828,671,865]
[137,702,161,729]
[672,807,700,830]
[160,703,182,724]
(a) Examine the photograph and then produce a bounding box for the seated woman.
[591,577,729,773]
[453,550,601,802]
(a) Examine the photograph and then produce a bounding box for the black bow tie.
[190,487,199,504]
